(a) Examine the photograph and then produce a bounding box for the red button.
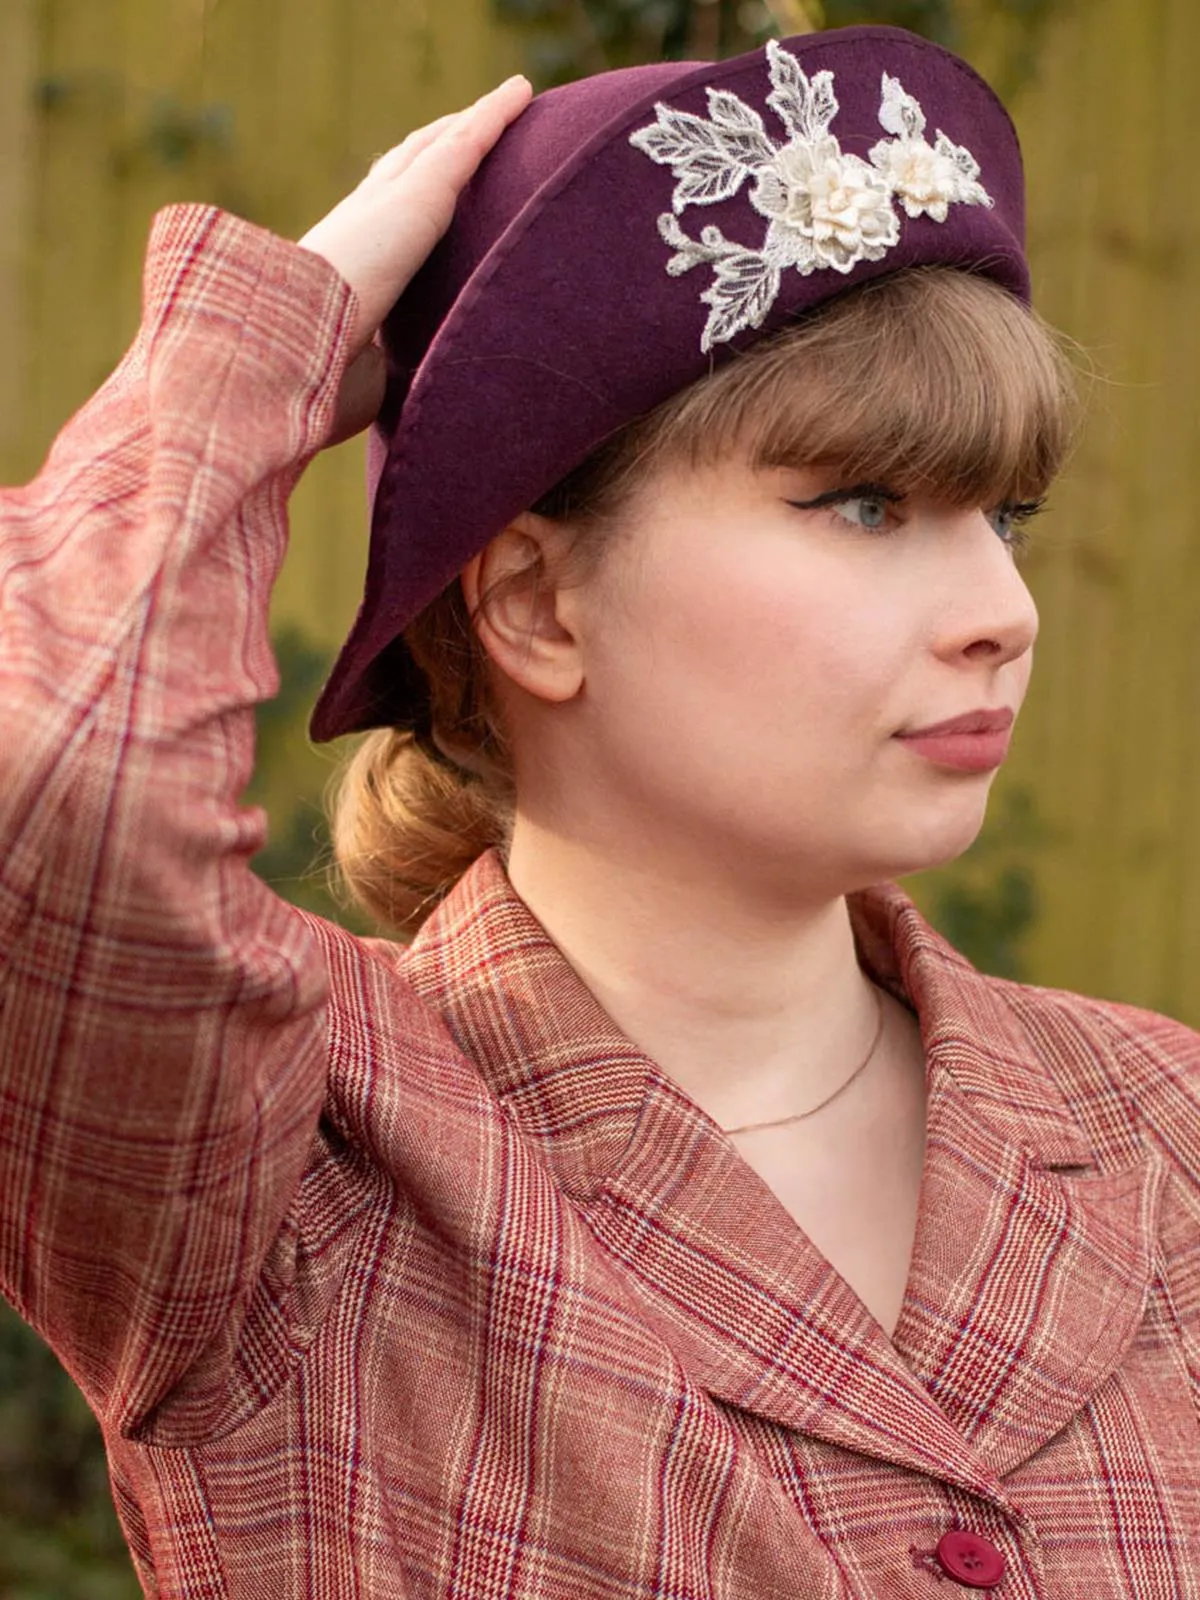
[935,1531,1006,1589]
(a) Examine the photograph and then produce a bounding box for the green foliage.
[820,0,957,42]
[0,1302,138,1599]
[496,0,1060,90]
[33,75,234,173]
[912,786,1058,980]
[136,98,233,170]
[924,863,1037,980]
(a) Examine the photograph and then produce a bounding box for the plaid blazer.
[3,206,1200,1600]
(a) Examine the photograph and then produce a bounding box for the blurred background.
[1,0,1197,1591]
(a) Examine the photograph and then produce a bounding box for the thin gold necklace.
[722,986,886,1137]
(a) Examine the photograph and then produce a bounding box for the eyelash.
[788,485,1047,555]
[990,498,1046,555]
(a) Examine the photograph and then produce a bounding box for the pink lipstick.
[894,708,1014,773]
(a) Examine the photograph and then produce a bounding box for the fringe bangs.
[657,267,1078,511]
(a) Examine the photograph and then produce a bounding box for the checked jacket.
[3,205,1200,1599]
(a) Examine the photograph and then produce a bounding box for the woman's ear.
[461,514,586,705]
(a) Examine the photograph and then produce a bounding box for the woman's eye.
[987,498,1045,551]
[830,495,895,531]
[787,482,903,531]
[987,505,1017,541]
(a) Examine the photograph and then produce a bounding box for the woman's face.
[548,453,1040,901]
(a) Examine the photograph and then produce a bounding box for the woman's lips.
[894,708,1014,773]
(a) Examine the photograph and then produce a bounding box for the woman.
[2,24,1199,1599]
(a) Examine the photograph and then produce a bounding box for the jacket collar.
[402,850,1162,1497]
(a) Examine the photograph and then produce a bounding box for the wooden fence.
[3,0,1200,1020]
[944,0,1200,1019]
[0,0,520,635]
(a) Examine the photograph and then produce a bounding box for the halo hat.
[310,24,1029,742]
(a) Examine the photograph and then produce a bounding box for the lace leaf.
[806,72,839,137]
[766,42,838,142]
[878,73,926,140]
[672,148,750,209]
[704,89,776,167]
[630,103,761,212]
[699,251,780,351]
[629,107,724,169]
[935,130,990,196]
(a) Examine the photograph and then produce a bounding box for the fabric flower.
[753,136,899,272]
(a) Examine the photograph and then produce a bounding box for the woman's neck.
[504,816,885,1133]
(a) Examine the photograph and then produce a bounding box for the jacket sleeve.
[0,204,357,1439]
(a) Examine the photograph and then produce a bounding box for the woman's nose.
[934,511,1040,669]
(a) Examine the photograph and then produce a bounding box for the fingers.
[367,112,464,182]
[299,74,533,360]
[449,76,534,186]
[370,77,532,218]
[434,73,535,176]
[366,76,530,188]
[363,77,532,273]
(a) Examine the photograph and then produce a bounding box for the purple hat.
[310,24,1028,741]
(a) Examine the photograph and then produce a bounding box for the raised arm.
[0,76,531,1443]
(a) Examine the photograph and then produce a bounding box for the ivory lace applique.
[870,73,992,221]
[629,43,993,352]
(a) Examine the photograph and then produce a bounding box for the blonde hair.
[331,267,1077,937]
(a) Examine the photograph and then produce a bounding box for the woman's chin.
[859,787,994,884]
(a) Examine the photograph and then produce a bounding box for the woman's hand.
[299,74,533,442]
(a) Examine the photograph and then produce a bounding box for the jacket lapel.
[583,1071,1014,1499]
[857,885,1166,1476]
[403,854,1164,1494]
[894,1065,1163,1476]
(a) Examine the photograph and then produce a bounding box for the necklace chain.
[722,986,886,1137]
